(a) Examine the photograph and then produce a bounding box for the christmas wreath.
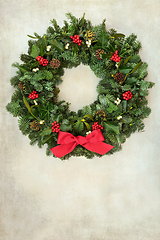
[6,13,154,159]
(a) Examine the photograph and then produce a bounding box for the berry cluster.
[70,35,82,46]
[123,90,133,100]
[36,56,48,66]
[50,58,61,68]
[28,91,38,100]
[51,121,60,133]
[92,122,103,131]
[111,50,121,62]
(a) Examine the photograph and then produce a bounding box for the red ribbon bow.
[50,129,114,158]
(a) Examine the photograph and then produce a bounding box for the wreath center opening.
[58,64,100,112]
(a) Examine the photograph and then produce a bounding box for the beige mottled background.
[1,0,160,239]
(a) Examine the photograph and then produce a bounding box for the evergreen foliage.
[6,13,154,159]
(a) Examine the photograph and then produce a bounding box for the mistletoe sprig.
[6,13,154,159]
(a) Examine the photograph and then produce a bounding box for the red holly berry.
[36,56,48,66]
[36,56,42,61]
[122,90,133,100]
[111,50,121,62]
[28,91,38,100]
[92,122,103,131]
[51,121,60,133]
[70,35,82,45]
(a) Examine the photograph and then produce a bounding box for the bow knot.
[51,130,114,158]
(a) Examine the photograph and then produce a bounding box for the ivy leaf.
[107,102,118,113]
[30,45,40,58]
[104,121,120,134]
[50,39,64,52]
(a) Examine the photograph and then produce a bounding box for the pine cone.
[30,121,41,131]
[114,72,125,85]
[95,49,105,60]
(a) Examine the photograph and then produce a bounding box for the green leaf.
[107,102,118,113]
[62,119,70,125]
[74,121,84,133]
[83,122,91,131]
[99,95,106,105]
[30,45,40,58]
[18,65,30,74]
[140,81,150,91]
[119,66,132,74]
[27,35,37,39]
[130,61,143,74]
[122,115,132,123]
[60,124,72,132]
[27,35,39,39]
[94,31,108,50]
[104,121,120,134]
[125,77,137,85]
[50,39,64,52]
[83,114,94,121]
[113,33,125,38]
[122,100,127,111]
[23,96,32,113]
[123,56,131,65]
[40,128,52,136]
[42,135,54,144]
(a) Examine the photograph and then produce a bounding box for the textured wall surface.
[1,0,160,239]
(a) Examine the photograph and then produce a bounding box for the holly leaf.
[119,66,132,74]
[18,65,30,74]
[60,124,72,132]
[104,121,120,134]
[40,128,52,136]
[125,77,137,85]
[93,31,108,50]
[30,45,40,58]
[50,39,64,52]
[38,102,55,121]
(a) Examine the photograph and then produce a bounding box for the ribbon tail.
[50,142,77,158]
[82,142,114,155]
